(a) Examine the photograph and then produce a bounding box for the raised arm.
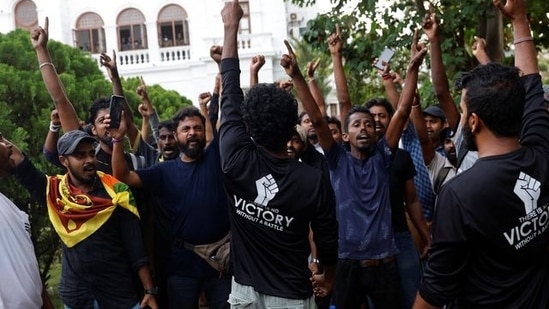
[494,0,538,75]
[328,24,352,121]
[422,13,460,131]
[136,76,159,144]
[376,61,402,108]
[306,59,328,116]
[198,92,214,146]
[31,17,81,132]
[250,55,265,87]
[107,112,144,188]
[281,41,334,152]
[386,30,427,150]
[410,95,436,164]
[100,52,140,148]
[472,36,491,65]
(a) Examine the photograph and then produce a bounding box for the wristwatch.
[144,286,158,296]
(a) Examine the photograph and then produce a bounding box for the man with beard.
[287,124,329,177]
[2,130,157,309]
[366,98,431,309]
[110,106,230,309]
[414,0,549,308]
[299,112,324,154]
[291,23,427,306]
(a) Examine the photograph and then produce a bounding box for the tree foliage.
[286,0,549,106]
[0,28,191,286]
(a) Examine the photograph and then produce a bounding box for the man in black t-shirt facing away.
[414,0,549,308]
[218,1,338,307]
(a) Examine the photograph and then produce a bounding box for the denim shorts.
[227,277,316,309]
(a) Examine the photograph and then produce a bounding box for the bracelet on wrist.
[412,104,421,109]
[39,62,55,70]
[381,73,392,80]
[311,258,320,264]
[513,36,533,45]
[111,137,124,144]
[49,121,61,132]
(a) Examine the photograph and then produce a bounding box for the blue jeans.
[167,274,231,309]
[394,231,421,309]
[64,300,140,309]
[332,258,401,309]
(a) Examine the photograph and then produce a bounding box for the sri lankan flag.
[46,171,139,247]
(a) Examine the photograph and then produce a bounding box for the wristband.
[381,73,392,80]
[513,37,533,45]
[39,62,55,70]
[49,121,61,132]
[412,104,421,109]
[111,137,124,144]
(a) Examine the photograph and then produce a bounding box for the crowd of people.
[1,0,548,308]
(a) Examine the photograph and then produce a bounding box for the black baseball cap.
[423,106,446,122]
[57,130,96,156]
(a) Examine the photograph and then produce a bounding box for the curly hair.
[455,63,524,138]
[242,83,298,152]
[87,97,110,124]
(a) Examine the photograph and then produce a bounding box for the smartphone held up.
[374,48,395,70]
[109,95,125,129]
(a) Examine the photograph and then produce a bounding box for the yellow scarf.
[46,171,139,248]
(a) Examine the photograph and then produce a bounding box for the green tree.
[286,0,549,106]
[0,28,191,289]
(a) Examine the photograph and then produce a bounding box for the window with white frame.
[74,12,105,54]
[158,4,190,48]
[117,8,147,51]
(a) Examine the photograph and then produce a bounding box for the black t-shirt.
[219,58,338,299]
[419,74,549,308]
[389,149,417,232]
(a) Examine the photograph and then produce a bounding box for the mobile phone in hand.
[374,48,395,70]
[109,95,125,129]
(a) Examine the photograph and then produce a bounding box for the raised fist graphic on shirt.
[513,171,541,214]
[254,174,279,207]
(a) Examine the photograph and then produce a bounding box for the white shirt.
[0,193,43,309]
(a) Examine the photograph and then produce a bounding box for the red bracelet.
[382,73,392,80]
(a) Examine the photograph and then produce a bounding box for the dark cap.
[423,106,446,122]
[438,127,455,141]
[57,130,96,156]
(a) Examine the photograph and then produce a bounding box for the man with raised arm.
[218,0,338,307]
[292,26,427,308]
[2,131,157,309]
[413,0,549,308]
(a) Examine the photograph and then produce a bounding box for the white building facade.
[0,0,333,106]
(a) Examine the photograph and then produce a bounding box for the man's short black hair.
[325,115,342,132]
[455,63,524,138]
[87,97,110,124]
[157,119,176,132]
[172,106,206,125]
[365,98,395,117]
[242,83,298,152]
[344,105,373,133]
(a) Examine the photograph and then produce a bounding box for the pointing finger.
[284,40,295,56]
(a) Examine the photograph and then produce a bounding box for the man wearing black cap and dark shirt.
[3,130,157,309]
[218,0,338,306]
[414,0,549,307]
